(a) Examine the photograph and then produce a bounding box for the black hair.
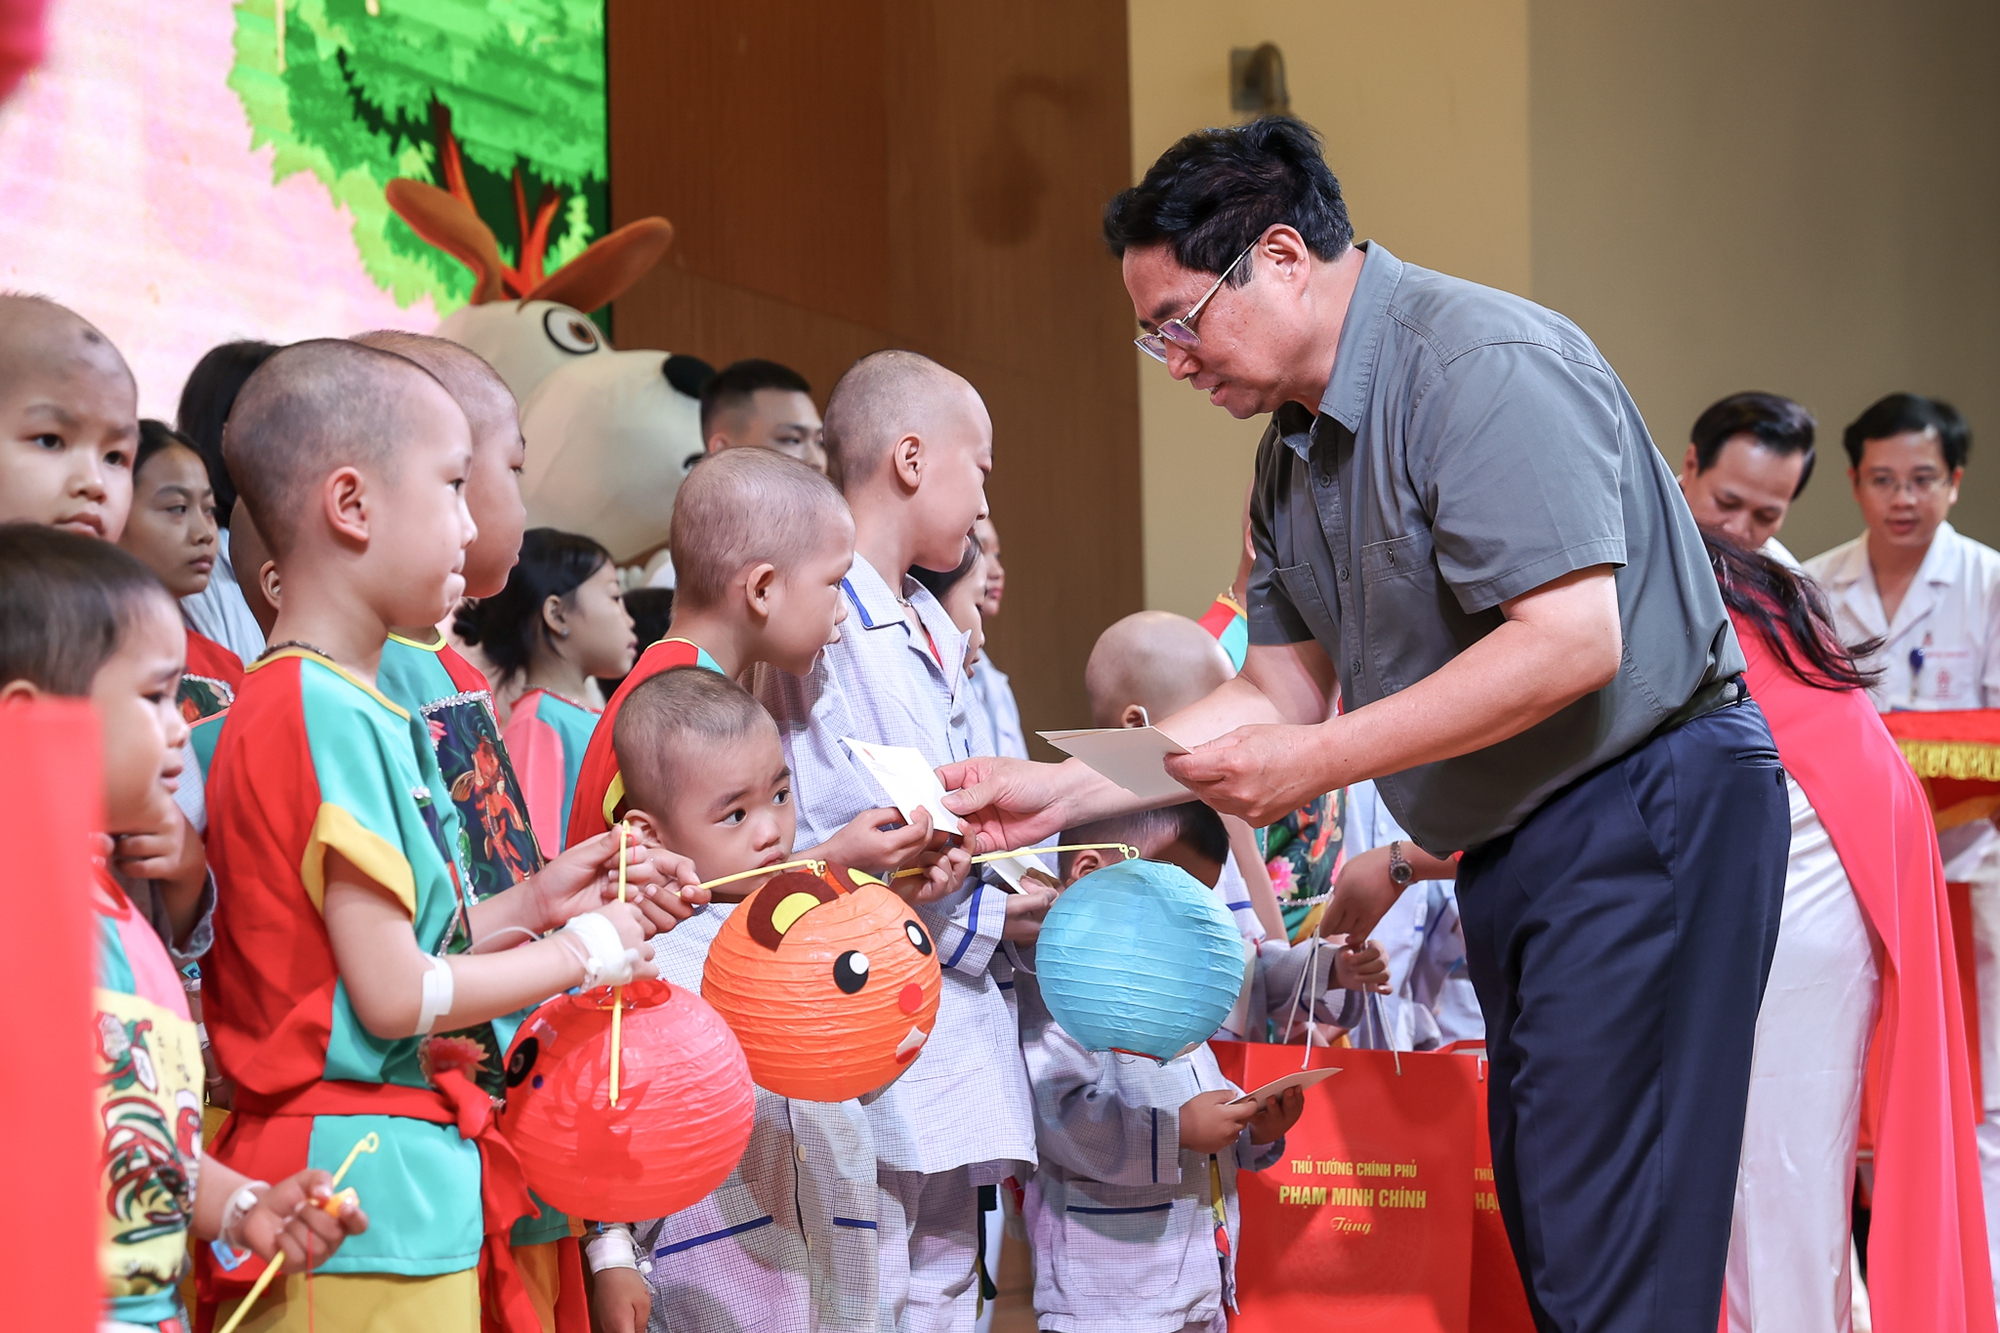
[698,358,812,440]
[0,523,172,696]
[1059,801,1230,879]
[1703,533,1879,693]
[1843,393,1970,472]
[908,532,982,601]
[177,341,279,528]
[1689,392,1817,498]
[134,419,202,482]
[453,527,611,688]
[1103,116,1353,282]
[597,586,674,699]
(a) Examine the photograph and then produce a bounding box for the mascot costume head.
[386,178,711,563]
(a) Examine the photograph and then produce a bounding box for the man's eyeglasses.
[1861,471,1951,499]
[1134,240,1258,364]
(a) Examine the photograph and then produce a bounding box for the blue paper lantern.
[1036,858,1245,1061]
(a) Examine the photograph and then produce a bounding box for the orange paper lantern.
[499,979,754,1222]
[702,865,943,1101]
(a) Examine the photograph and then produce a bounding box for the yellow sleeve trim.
[602,771,626,826]
[303,802,418,917]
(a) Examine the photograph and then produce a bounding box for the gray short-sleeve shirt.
[1247,242,1740,853]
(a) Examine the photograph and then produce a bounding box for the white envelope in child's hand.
[1036,726,1193,802]
[840,738,963,837]
[1231,1066,1341,1106]
[979,850,1055,894]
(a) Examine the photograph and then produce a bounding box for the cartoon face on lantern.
[701,865,944,1102]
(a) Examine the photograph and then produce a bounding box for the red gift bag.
[1214,1038,1478,1332]
[1448,1045,1538,1333]
[0,701,102,1333]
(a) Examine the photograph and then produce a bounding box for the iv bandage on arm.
[415,954,454,1035]
[556,911,644,987]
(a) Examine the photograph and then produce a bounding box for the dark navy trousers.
[1458,699,1789,1333]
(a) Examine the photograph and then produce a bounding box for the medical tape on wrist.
[415,954,454,1036]
[219,1180,269,1249]
[559,912,641,988]
[584,1225,639,1272]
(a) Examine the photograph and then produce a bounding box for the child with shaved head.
[752,349,1038,1331]
[585,665,884,1332]
[0,293,138,538]
[349,327,595,1328]
[344,334,545,900]
[1020,802,1303,1333]
[0,299,216,961]
[1084,610,1387,1042]
[197,338,703,1332]
[565,447,950,888]
[1085,610,1281,939]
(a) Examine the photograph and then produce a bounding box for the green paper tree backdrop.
[230,0,609,316]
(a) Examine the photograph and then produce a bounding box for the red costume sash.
[197,1073,544,1333]
[564,636,705,849]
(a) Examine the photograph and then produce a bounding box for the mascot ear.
[744,871,840,952]
[525,217,675,313]
[386,178,511,305]
[663,354,715,399]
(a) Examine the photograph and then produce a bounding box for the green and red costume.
[196,649,543,1331]
[563,637,721,850]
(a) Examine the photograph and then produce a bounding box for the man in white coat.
[1804,392,2000,1300]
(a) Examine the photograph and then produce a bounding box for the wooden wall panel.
[611,2,893,329]
[608,0,1142,737]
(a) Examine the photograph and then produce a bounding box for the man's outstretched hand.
[1163,723,1330,827]
[936,756,1075,854]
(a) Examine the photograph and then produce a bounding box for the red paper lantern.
[498,979,754,1222]
[702,865,943,1101]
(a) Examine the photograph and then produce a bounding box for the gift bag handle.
[1286,935,1324,1069]
[1360,989,1402,1076]
[1282,938,1401,1074]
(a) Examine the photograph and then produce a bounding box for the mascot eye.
[832,950,871,994]
[903,920,933,956]
[543,308,602,354]
[504,1037,539,1088]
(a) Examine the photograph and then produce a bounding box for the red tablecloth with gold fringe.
[1882,708,2000,831]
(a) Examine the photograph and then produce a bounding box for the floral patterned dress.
[1198,592,1348,940]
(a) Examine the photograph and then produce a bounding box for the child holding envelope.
[1019,802,1307,1332]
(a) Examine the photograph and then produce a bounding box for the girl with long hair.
[1707,532,1992,1331]
[457,528,637,853]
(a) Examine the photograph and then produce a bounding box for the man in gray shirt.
[942,118,1788,1332]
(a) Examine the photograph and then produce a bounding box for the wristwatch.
[1388,840,1414,887]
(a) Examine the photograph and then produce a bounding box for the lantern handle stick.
[213,1132,379,1333]
[610,820,628,1107]
[697,858,826,892]
[328,1131,380,1190]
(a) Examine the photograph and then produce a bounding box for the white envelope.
[980,851,1052,893]
[1037,726,1193,802]
[841,737,963,836]
[1230,1066,1341,1106]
